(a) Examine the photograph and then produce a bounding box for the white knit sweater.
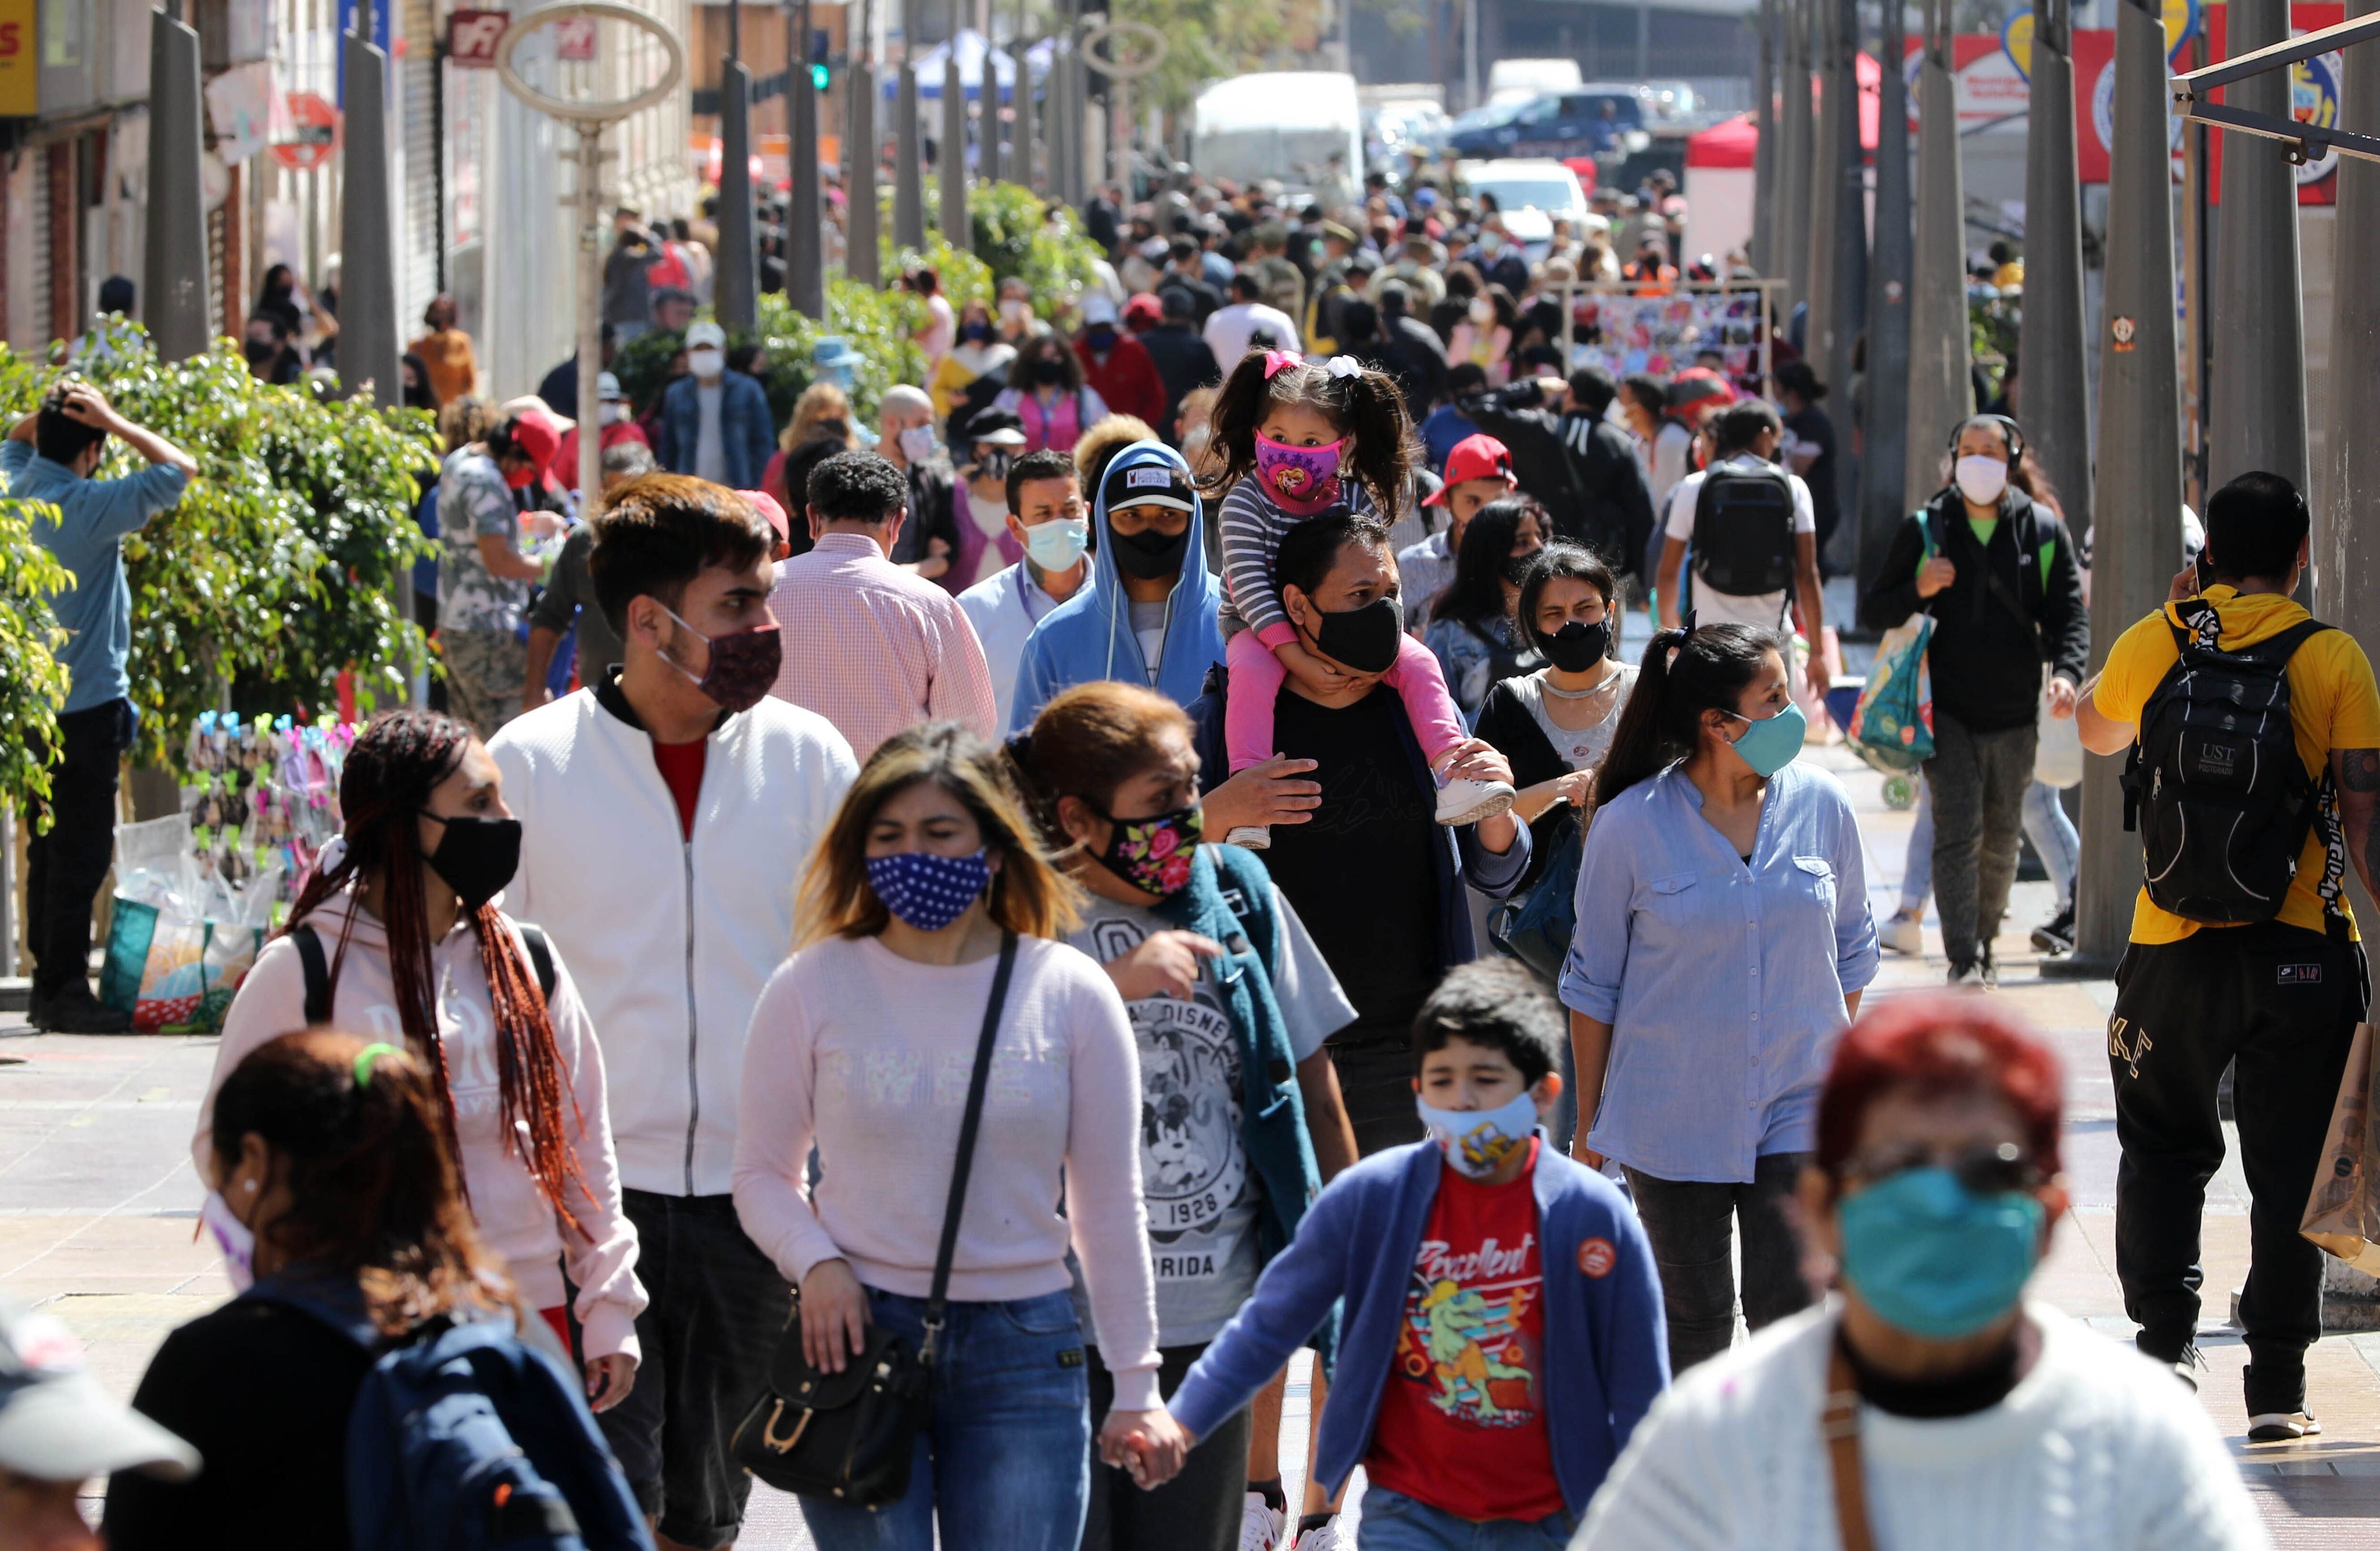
[1576,1304,2269,1551]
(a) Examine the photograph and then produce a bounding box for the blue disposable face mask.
[1837,1166,2046,1339]
[1414,1088,1540,1180]
[1721,701,1806,779]
[1022,516,1091,572]
[865,849,993,933]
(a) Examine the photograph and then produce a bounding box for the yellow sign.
[2164,0,2200,59]
[0,0,33,117]
[2003,10,2033,80]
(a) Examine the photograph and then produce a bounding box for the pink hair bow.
[1260,349,1304,379]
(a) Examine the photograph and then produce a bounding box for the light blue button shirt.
[1559,760,1879,1183]
[5,439,188,713]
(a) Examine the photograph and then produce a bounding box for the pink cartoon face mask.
[1252,432,1346,513]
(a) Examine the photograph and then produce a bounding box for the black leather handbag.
[730,933,1019,1506]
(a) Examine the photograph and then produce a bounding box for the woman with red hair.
[1579,995,2263,1550]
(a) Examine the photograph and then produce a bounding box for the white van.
[1192,72,1364,210]
[1487,58,1585,107]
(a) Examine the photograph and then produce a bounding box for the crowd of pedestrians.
[12,168,2355,1551]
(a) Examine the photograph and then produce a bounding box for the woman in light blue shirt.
[1559,620,1878,1374]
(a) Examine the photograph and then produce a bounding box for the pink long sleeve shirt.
[199,899,647,1362]
[734,933,1163,1410]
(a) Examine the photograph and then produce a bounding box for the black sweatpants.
[22,698,132,1001]
[1083,1342,1251,1551]
[2108,922,2365,1411]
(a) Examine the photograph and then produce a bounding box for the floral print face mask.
[1094,804,1203,898]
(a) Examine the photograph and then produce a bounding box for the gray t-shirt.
[1508,662,1638,771]
[693,381,727,483]
[1127,599,1169,684]
[1067,872,1356,1347]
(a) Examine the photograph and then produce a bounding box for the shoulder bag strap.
[292,925,332,1026]
[1823,1344,1877,1551]
[516,922,559,1003]
[920,931,1020,1364]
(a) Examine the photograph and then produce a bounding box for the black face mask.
[1111,525,1189,580]
[1306,595,1405,675]
[1542,618,1610,674]
[243,339,280,365]
[1031,357,1068,385]
[419,813,523,913]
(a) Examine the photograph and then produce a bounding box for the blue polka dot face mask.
[866,848,994,933]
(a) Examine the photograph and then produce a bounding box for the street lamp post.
[1903,0,1970,514]
[1751,0,1775,275]
[2018,0,2092,547]
[340,30,400,407]
[1858,0,1914,594]
[846,0,881,285]
[788,0,826,315]
[496,3,686,500]
[1776,0,1813,312]
[896,59,927,250]
[142,10,208,364]
[942,0,970,247]
[716,2,758,332]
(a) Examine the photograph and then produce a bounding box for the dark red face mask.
[660,605,782,713]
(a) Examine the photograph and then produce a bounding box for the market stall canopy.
[889,29,1055,101]
[1686,112,1757,168]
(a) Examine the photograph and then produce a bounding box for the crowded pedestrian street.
[8,0,2380,1545]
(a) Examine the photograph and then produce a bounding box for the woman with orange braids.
[196,708,645,1414]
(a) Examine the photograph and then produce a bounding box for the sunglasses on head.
[1835,1138,2042,1197]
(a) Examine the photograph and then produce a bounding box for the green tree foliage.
[1112,0,1296,118]
[0,493,70,814]
[0,323,436,775]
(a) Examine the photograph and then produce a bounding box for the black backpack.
[2122,601,2342,927]
[291,921,558,1023]
[1691,463,1798,599]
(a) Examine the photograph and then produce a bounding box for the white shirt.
[1650,420,1696,514]
[1579,1304,2266,1551]
[920,292,957,364]
[1663,453,1817,629]
[1202,301,1301,368]
[958,561,1067,730]
[693,378,727,483]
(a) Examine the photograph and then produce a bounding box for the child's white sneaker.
[1435,776,1516,826]
[1240,1494,1285,1550]
[1225,825,1271,850]
[1292,1516,1350,1551]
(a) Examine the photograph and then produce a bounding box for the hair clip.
[1260,350,1304,380]
[352,1042,400,1089]
[1678,608,1698,637]
[1323,355,1364,379]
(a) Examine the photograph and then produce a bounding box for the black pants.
[1924,711,2036,969]
[1082,1343,1250,1551]
[597,1190,790,1549]
[1328,1034,1425,1158]
[1623,1153,1815,1374]
[2109,923,2365,1412]
[22,698,133,1001]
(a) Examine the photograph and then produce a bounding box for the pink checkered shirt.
[766,531,999,760]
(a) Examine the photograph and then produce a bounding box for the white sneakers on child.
[1292,1516,1351,1551]
[1435,776,1517,826]
[1240,1493,1286,1551]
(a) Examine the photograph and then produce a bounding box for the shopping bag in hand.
[1846,614,1937,771]
[2301,1022,2380,1274]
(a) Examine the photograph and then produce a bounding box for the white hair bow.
[1324,356,1364,380]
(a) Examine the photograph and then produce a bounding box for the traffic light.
[810,29,829,90]
[811,62,829,90]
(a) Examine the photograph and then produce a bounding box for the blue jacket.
[1186,666,1532,967]
[654,371,775,489]
[1169,1139,1669,1516]
[1009,439,1227,730]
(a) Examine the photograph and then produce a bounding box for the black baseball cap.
[1102,456,1195,516]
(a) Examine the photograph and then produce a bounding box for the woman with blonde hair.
[734,721,1181,1551]
[780,379,857,455]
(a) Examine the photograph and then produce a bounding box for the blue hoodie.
[1008,439,1228,732]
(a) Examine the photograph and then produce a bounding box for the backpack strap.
[516,922,559,1003]
[292,924,333,1026]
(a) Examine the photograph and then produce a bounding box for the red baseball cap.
[505,408,565,470]
[1424,434,1517,505]
[1122,292,1163,330]
[740,489,791,547]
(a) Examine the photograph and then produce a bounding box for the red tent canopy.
[1703,52,1884,167]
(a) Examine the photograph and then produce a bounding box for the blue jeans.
[1357,1487,1577,1550]
[796,1287,1091,1551]
[1899,776,2078,912]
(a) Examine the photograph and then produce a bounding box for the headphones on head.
[1948,412,2025,463]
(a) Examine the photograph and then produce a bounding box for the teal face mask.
[1837,1166,2045,1339]
[1023,516,1091,571]
[1721,702,1806,778]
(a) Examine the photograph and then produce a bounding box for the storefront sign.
[0,0,31,117]
[448,9,509,68]
[271,90,340,171]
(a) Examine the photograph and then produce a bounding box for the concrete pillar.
[941,5,971,248]
[338,31,399,406]
[142,11,209,362]
[716,59,758,331]
[1902,0,1970,513]
[788,0,826,315]
[895,63,926,251]
[1752,0,1775,275]
[1859,0,1914,592]
[1805,0,1840,365]
[1822,0,1868,417]
[847,60,881,285]
[2208,0,2311,493]
[2069,0,2187,970]
[1776,0,1814,308]
[2017,0,2091,537]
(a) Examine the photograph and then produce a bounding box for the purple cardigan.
[940,479,1024,596]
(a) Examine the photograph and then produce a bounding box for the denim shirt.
[4,439,188,712]
[1559,761,1878,1183]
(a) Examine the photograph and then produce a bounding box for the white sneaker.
[2246,1410,2323,1442]
[1293,1516,1350,1551]
[1240,1493,1285,1551]
[1435,775,1516,825]
[1880,911,1924,956]
[1225,825,1271,851]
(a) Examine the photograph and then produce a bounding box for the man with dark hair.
[1374,280,1449,418]
[9,383,197,1033]
[2078,469,2380,1442]
[1165,238,1226,326]
[1203,271,1300,368]
[958,447,1091,729]
[1138,288,1223,445]
[1419,363,1485,471]
[1454,368,1657,579]
[492,474,855,1551]
[764,449,997,756]
[1656,398,1825,670]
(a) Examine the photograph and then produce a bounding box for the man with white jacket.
[491,474,858,1551]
